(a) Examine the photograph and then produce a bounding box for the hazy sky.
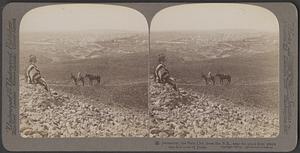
[20,4,148,32]
[21,4,279,33]
[151,4,279,32]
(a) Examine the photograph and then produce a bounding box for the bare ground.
[20,79,279,138]
[19,80,148,138]
[149,80,279,138]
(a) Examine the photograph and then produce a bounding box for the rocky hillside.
[19,81,148,138]
[19,79,279,138]
[149,80,279,138]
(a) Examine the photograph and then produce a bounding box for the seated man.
[208,71,212,79]
[26,64,40,84]
[26,55,39,84]
[154,54,168,83]
[25,55,49,91]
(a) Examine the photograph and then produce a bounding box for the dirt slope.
[19,81,148,138]
[149,80,279,138]
[19,79,279,138]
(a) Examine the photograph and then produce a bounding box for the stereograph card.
[1,2,298,152]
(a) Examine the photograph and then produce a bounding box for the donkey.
[215,73,231,85]
[85,73,101,86]
[201,73,215,85]
[70,72,85,86]
[70,73,78,85]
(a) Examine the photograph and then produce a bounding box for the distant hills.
[150,30,279,61]
[20,29,278,70]
[20,30,148,65]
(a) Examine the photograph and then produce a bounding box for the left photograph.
[19,4,149,138]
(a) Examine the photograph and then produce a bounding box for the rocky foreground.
[19,82,148,138]
[20,80,279,138]
[149,81,279,138]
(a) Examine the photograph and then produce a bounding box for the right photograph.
[149,4,279,138]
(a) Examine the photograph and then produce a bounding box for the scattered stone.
[149,80,279,138]
[19,81,148,138]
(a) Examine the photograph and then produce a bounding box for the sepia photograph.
[19,4,149,138]
[18,3,280,139]
[2,1,297,152]
[149,4,280,138]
